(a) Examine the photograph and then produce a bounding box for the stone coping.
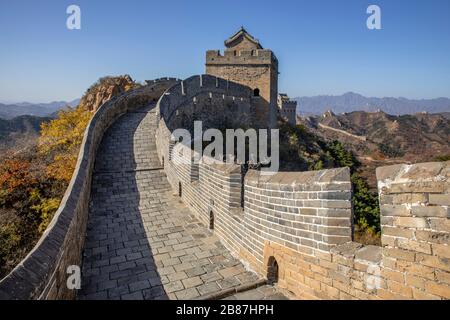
[245,167,350,186]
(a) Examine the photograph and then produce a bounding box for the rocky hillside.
[301,110,450,188]
[79,75,138,112]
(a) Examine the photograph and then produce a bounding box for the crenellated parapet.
[206,49,277,66]
[155,82,450,299]
[377,161,450,299]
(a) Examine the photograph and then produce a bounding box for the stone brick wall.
[156,77,450,299]
[377,162,450,299]
[0,78,179,300]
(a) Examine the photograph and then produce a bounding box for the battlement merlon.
[206,49,278,67]
[280,100,297,107]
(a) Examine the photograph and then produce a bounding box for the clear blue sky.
[0,0,449,103]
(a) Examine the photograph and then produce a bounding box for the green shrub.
[434,154,450,162]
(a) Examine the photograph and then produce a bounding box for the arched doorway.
[253,88,260,97]
[209,210,214,230]
[267,256,279,284]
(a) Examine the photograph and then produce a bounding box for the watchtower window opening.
[162,156,165,167]
[253,88,260,97]
[178,182,182,197]
[267,256,279,284]
[209,210,214,230]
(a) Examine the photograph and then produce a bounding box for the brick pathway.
[78,104,265,300]
[223,285,289,300]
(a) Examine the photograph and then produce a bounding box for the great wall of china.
[0,28,448,300]
[0,74,448,300]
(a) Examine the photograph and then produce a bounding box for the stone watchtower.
[277,93,297,125]
[205,27,278,128]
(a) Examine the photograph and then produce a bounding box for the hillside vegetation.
[302,110,450,189]
[0,76,137,279]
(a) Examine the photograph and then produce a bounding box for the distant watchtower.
[205,27,279,127]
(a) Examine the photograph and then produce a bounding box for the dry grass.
[354,226,381,246]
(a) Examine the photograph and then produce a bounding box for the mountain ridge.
[300,110,450,189]
[0,99,79,119]
[294,92,450,115]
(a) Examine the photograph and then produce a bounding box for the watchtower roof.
[224,27,263,49]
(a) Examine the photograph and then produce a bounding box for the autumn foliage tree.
[0,106,92,278]
[0,75,135,279]
[38,106,91,183]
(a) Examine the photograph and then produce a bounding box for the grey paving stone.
[182,276,203,289]
[78,105,262,301]
[129,280,151,292]
[164,280,184,294]
[121,291,144,300]
[197,282,221,296]
[175,287,200,300]
[185,266,206,277]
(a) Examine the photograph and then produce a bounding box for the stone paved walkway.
[223,285,289,300]
[78,104,265,300]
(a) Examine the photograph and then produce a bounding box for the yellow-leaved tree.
[38,106,91,183]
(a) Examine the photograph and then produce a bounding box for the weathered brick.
[329,270,350,285]
[436,270,450,285]
[424,281,450,299]
[429,194,450,206]
[386,280,413,298]
[396,260,436,280]
[393,217,428,229]
[381,235,396,247]
[388,182,444,194]
[321,283,340,299]
[315,250,332,262]
[428,218,450,232]
[382,268,404,283]
[377,288,411,300]
[411,205,448,218]
[397,238,432,254]
[431,243,450,259]
[382,257,397,269]
[383,247,415,262]
[415,230,450,245]
[415,253,450,272]
[405,274,426,289]
[326,200,351,209]
[392,193,428,205]
[381,205,411,217]
[412,288,441,300]
[310,264,328,276]
[382,226,414,239]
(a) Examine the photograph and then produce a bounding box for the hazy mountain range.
[294,92,450,115]
[0,99,80,119]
